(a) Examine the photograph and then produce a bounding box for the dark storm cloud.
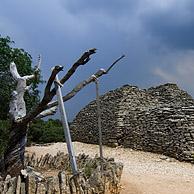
[142,1,194,50]
[0,0,194,119]
[59,0,140,16]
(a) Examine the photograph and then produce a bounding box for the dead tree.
[0,49,124,178]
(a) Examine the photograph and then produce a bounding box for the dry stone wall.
[71,83,194,162]
[0,152,123,193]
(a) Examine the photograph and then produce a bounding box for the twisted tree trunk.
[3,122,27,177]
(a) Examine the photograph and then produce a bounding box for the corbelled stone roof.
[71,83,194,162]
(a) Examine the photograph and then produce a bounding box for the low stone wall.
[0,152,123,194]
[71,83,194,162]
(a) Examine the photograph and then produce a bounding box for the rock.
[166,158,172,162]
[160,156,169,160]
[47,176,60,194]
[36,182,46,194]
[58,171,71,194]
[23,166,44,181]
[6,177,17,194]
[16,176,21,194]
[5,174,11,181]
[26,174,36,193]
[3,174,11,192]
[20,182,26,194]
[21,169,28,178]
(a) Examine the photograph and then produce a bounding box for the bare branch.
[35,54,42,71]
[60,48,96,85]
[25,84,33,91]
[49,48,97,98]
[46,69,105,110]
[23,74,35,80]
[20,65,63,124]
[35,106,58,119]
[21,49,97,122]
[105,55,125,73]
[44,55,125,111]
[43,66,63,99]
[10,62,21,80]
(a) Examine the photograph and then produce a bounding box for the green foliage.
[28,119,65,144]
[0,118,65,156]
[0,35,41,120]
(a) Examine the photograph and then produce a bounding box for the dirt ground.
[26,142,194,194]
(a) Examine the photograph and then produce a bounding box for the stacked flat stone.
[0,152,123,194]
[71,83,194,162]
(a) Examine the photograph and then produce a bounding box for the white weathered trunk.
[2,61,40,177]
[9,62,35,120]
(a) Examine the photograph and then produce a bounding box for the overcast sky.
[1,0,194,120]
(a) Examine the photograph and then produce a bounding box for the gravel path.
[26,142,194,194]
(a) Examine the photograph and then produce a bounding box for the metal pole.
[94,77,103,160]
[55,75,78,175]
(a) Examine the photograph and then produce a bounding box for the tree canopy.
[0,36,40,120]
[28,119,64,144]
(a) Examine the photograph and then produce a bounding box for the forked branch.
[60,48,96,84]
[22,49,96,123]
[45,55,125,111]
[21,65,63,124]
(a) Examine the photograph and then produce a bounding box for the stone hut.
[71,83,194,162]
